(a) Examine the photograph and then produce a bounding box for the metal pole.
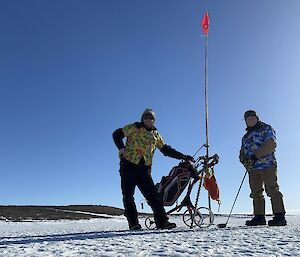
[204,32,212,223]
[204,32,209,154]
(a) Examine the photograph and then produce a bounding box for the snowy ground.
[0,215,299,256]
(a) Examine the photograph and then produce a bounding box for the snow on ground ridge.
[0,215,300,256]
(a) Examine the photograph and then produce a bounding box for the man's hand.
[250,155,258,163]
[183,155,195,162]
[239,149,246,164]
[242,159,254,172]
[119,148,126,158]
[242,155,258,171]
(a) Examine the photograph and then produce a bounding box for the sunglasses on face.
[143,116,154,121]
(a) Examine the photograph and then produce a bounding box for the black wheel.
[145,216,156,229]
[183,207,202,228]
[194,207,214,228]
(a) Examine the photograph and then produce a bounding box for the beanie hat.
[244,110,259,120]
[141,109,155,121]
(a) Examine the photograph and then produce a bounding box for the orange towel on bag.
[204,174,220,204]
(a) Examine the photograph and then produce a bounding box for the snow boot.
[157,221,176,230]
[129,224,142,231]
[268,213,287,226]
[245,215,266,226]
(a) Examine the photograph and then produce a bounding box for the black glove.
[243,159,254,172]
[250,155,258,163]
[182,155,195,162]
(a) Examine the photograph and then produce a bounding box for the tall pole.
[201,11,212,223]
[204,33,209,156]
[204,30,212,221]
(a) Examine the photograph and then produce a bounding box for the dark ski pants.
[249,166,285,215]
[119,159,167,228]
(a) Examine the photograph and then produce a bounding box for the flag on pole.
[201,11,210,35]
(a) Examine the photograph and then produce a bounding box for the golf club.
[218,170,248,228]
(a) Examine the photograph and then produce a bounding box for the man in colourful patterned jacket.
[239,110,286,226]
[113,109,194,230]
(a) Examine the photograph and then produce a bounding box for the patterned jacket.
[240,122,277,171]
[113,122,185,166]
[121,123,164,166]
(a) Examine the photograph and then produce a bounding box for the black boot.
[245,215,266,226]
[129,223,142,231]
[156,220,176,230]
[268,213,287,226]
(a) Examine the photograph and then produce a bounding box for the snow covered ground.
[0,215,299,256]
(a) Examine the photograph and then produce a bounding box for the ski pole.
[218,170,247,228]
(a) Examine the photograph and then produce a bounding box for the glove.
[250,155,258,163]
[119,148,126,159]
[243,159,254,172]
[182,155,195,162]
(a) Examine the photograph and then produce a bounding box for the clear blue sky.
[1,0,299,215]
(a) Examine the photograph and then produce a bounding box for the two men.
[113,108,287,229]
[113,109,194,230]
[240,110,286,226]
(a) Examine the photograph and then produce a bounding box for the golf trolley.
[145,154,219,229]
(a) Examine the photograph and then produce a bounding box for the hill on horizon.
[0,205,124,221]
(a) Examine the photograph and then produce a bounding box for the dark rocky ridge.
[0,205,124,221]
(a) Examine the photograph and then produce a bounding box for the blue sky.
[1,0,300,215]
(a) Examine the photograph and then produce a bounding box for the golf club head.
[217,223,227,228]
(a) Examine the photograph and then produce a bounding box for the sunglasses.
[143,116,154,120]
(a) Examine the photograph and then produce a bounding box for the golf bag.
[156,162,198,206]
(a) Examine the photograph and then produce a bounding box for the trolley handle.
[208,154,219,166]
[194,154,219,167]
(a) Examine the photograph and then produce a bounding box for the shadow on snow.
[0,225,277,247]
[0,228,203,246]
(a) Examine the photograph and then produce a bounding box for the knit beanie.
[141,109,156,121]
[244,110,259,120]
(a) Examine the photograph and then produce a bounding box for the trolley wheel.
[145,216,156,229]
[183,207,202,228]
[194,207,214,228]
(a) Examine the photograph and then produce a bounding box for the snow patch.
[0,215,299,256]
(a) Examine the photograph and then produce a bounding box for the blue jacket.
[241,122,277,170]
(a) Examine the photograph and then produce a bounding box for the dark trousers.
[119,158,167,228]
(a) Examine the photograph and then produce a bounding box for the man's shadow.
[0,227,204,246]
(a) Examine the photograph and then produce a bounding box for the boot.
[268,213,287,226]
[245,215,266,226]
[156,220,176,230]
[129,223,142,231]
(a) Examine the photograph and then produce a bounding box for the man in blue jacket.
[239,110,286,226]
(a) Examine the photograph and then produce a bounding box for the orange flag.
[201,11,210,35]
[204,174,220,204]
